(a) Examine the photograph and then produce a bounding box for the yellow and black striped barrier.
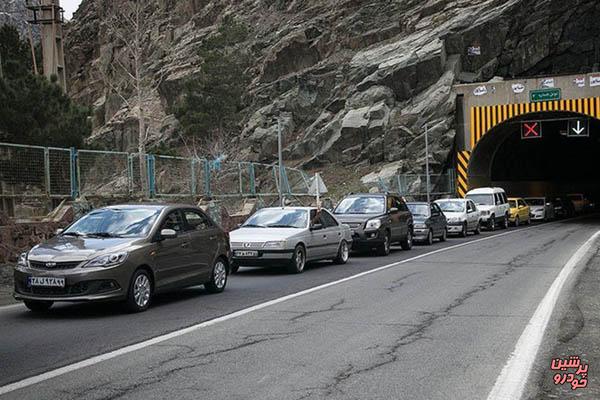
[456,96,600,196]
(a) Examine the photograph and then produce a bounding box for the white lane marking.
[0,222,577,395]
[0,303,21,311]
[487,230,600,400]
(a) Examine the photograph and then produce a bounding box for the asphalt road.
[1,217,599,399]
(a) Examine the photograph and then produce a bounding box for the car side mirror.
[310,223,323,231]
[160,228,178,240]
[236,223,242,229]
[388,207,398,213]
[55,228,64,235]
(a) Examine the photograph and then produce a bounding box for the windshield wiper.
[62,231,84,237]
[86,232,123,238]
[266,224,297,228]
[243,224,266,228]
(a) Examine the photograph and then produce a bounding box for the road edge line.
[486,230,600,400]
[0,223,573,395]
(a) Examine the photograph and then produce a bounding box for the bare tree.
[97,0,163,193]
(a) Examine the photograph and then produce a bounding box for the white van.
[465,187,510,230]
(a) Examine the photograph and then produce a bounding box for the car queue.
[12,188,589,313]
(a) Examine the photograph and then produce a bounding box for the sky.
[60,0,82,20]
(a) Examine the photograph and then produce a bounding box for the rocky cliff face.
[64,0,600,183]
[0,0,39,40]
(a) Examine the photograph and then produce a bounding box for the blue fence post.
[191,158,197,197]
[204,160,211,198]
[69,147,78,198]
[146,154,156,198]
[248,163,256,195]
[282,167,291,194]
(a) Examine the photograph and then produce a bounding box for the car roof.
[103,203,197,211]
[435,198,467,202]
[507,197,523,200]
[466,187,505,194]
[260,207,316,211]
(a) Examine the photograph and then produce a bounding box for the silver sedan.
[229,207,353,273]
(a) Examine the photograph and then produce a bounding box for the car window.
[509,200,517,208]
[334,196,385,214]
[518,200,526,207]
[320,210,339,227]
[183,210,211,231]
[430,204,440,216]
[396,197,409,212]
[161,211,185,232]
[436,200,465,212]
[433,203,443,214]
[245,208,308,228]
[407,203,429,217]
[467,194,494,206]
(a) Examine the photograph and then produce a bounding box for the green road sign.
[530,88,561,103]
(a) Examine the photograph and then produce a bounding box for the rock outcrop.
[64,0,600,181]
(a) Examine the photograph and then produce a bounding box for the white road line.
[487,230,600,400]
[0,223,575,395]
[0,303,21,311]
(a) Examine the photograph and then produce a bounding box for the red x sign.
[521,121,542,139]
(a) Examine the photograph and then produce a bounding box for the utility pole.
[424,124,431,204]
[26,0,67,91]
[277,118,284,207]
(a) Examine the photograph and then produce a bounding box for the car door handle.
[180,242,190,248]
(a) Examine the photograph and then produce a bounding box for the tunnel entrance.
[468,111,600,200]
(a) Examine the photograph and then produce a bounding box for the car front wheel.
[439,228,447,242]
[205,258,228,293]
[287,245,306,274]
[24,300,53,313]
[400,229,413,250]
[377,232,392,256]
[125,269,153,313]
[425,229,433,245]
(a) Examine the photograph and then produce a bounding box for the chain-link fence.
[0,142,314,217]
[375,170,457,200]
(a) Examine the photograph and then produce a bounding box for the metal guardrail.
[0,142,312,210]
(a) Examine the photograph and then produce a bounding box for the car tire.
[125,269,153,313]
[527,216,531,225]
[377,231,392,256]
[24,300,53,313]
[287,245,306,274]
[501,214,509,229]
[474,221,481,235]
[333,240,350,264]
[205,258,228,293]
[425,229,434,245]
[488,215,496,231]
[439,228,447,242]
[514,216,520,227]
[460,222,468,237]
[400,228,413,251]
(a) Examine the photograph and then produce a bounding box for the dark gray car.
[407,202,448,245]
[14,204,231,313]
[333,193,413,256]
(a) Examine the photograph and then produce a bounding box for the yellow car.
[508,197,531,226]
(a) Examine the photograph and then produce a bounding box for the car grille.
[345,223,363,229]
[230,242,264,248]
[29,261,83,270]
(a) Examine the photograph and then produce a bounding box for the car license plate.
[235,250,258,257]
[27,276,65,287]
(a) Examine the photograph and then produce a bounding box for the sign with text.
[521,121,542,139]
[530,88,561,103]
[567,119,589,137]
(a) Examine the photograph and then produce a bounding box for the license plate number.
[235,250,258,257]
[27,276,65,287]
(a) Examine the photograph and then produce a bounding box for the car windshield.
[243,209,308,228]
[509,200,517,208]
[467,194,494,206]
[436,201,465,212]
[334,196,385,214]
[526,198,544,206]
[64,208,161,238]
[407,204,429,217]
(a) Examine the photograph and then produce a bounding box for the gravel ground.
[0,264,16,306]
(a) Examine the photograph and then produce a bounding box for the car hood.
[442,211,466,219]
[230,227,303,242]
[412,216,430,224]
[530,205,544,212]
[333,213,384,224]
[27,236,139,262]
[475,205,493,211]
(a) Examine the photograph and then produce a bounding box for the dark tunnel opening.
[468,111,600,202]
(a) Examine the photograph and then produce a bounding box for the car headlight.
[17,252,28,268]
[414,223,427,229]
[365,219,381,230]
[83,252,128,268]
[263,241,286,249]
